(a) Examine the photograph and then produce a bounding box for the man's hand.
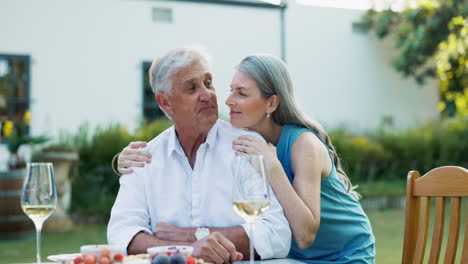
[192,232,243,264]
[153,222,195,242]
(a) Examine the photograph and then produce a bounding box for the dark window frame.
[142,61,165,122]
[0,54,31,140]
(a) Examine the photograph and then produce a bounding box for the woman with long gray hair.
[117,54,375,263]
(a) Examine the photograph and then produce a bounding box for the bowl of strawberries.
[75,245,125,264]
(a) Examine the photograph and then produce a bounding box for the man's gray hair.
[148,46,211,95]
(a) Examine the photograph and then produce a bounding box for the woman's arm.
[233,133,330,249]
[285,132,330,248]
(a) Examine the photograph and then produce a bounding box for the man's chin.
[199,112,218,125]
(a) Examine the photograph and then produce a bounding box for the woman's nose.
[225,94,234,106]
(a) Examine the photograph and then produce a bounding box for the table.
[15,260,305,264]
[235,259,306,264]
[13,258,306,264]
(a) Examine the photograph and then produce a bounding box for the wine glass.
[232,155,270,264]
[21,162,57,264]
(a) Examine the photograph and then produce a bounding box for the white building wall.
[286,1,439,130]
[0,0,281,135]
[0,0,439,137]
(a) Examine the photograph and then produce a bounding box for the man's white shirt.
[107,120,291,259]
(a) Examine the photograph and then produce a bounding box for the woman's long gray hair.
[237,54,360,200]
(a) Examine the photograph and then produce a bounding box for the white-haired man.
[107,47,291,264]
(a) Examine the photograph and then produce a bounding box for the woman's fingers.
[128,141,147,149]
[126,153,149,162]
[232,143,259,154]
[237,135,262,143]
[119,152,150,168]
[233,138,266,154]
[122,147,148,157]
[116,141,152,174]
[232,138,249,146]
[118,167,134,174]
[120,160,146,168]
[121,148,151,162]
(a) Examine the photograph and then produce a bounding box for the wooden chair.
[402,166,468,264]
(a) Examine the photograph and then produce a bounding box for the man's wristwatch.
[195,227,210,240]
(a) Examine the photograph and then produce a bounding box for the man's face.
[166,60,218,130]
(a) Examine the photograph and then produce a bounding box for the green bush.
[332,129,390,182]
[331,117,468,182]
[65,119,172,218]
[133,118,172,142]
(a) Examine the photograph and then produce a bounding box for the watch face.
[196,227,209,240]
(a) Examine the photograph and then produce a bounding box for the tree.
[362,0,467,117]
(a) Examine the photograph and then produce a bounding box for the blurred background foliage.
[331,116,467,183]
[362,0,468,117]
[59,116,466,218]
[55,118,172,219]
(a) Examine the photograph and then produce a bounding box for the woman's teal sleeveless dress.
[276,124,375,264]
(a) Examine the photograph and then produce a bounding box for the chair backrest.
[402,166,468,264]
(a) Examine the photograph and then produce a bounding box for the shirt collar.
[167,126,182,157]
[166,120,220,157]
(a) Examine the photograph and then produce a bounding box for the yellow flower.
[3,120,13,137]
[24,110,31,126]
[438,101,446,112]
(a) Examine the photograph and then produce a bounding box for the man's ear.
[156,92,173,116]
[267,95,280,115]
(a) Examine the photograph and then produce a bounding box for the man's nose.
[199,86,210,101]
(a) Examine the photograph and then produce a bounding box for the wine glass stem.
[249,222,254,264]
[35,223,43,264]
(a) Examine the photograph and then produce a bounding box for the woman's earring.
[267,113,270,118]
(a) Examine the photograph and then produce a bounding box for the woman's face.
[225,70,270,129]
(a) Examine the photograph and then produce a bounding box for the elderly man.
[107,46,291,264]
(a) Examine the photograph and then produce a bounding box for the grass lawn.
[1,206,465,263]
[367,208,405,264]
[368,201,467,264]
[0,223,107,263]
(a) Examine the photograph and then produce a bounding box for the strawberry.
[114,253,124,262]
[73,255,84,264]
[101,248,111,258]
[186,256,195,264]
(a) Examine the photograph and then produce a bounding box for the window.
[142,61,164,122]
[0,54,30,141]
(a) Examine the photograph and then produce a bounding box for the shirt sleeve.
[107,171,152,254]
[241,184,292,259]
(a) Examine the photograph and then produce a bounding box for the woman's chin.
[229,119,245,128]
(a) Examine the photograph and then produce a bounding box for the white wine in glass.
[232,200,270,223]
[232,155,270,264]
[21,163,57,264]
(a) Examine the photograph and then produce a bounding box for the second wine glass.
[21,162,57,264]
[232,154,270,264]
